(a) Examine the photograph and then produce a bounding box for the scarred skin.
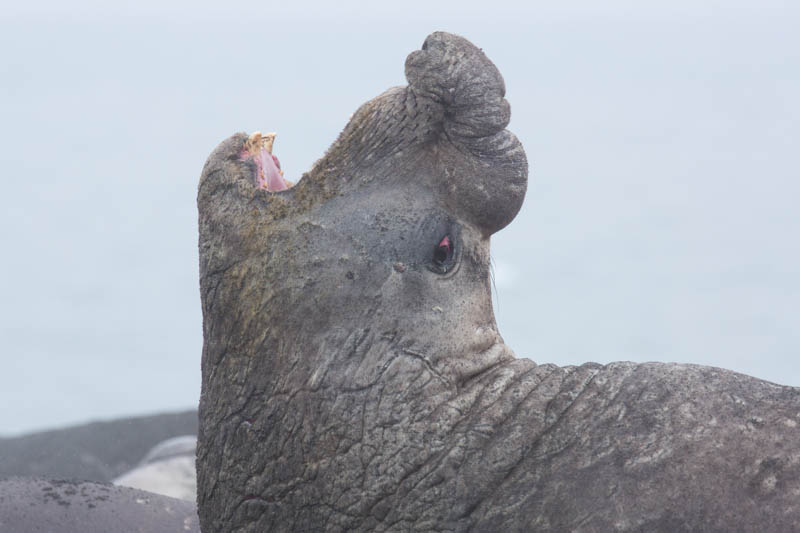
[197,32,800,532]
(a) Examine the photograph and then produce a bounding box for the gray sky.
[2,1,798,436]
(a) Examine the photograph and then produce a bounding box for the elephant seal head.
[197,32,526,531]
[197,31,800,533]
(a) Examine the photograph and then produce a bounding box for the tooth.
[261,132,277,154]
[243,130,290,191]
[245,131,263,156]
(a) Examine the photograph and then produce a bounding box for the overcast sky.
[1,1,798,436]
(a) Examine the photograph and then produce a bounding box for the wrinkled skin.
[197,33,800,532]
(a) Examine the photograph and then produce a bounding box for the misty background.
[2,1,798,436]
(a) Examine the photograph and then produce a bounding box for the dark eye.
[432,235,455,271]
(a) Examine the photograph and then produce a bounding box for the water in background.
[2,1,798,436]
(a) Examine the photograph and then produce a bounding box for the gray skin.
[197,32,800,532]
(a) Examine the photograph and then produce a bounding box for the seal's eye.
[432,235,454,271]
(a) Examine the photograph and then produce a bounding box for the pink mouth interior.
[241,146,289,192]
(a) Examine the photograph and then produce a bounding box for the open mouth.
[240,131,293,192]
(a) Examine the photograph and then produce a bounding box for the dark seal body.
[0,478,199,533]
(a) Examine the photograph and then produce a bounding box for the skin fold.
[195,32,800,532]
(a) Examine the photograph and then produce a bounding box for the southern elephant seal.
[0,477,199,532]
[195,31,800,532]
[0,413,200,531]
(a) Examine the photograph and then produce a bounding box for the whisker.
[490,254,500,311]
